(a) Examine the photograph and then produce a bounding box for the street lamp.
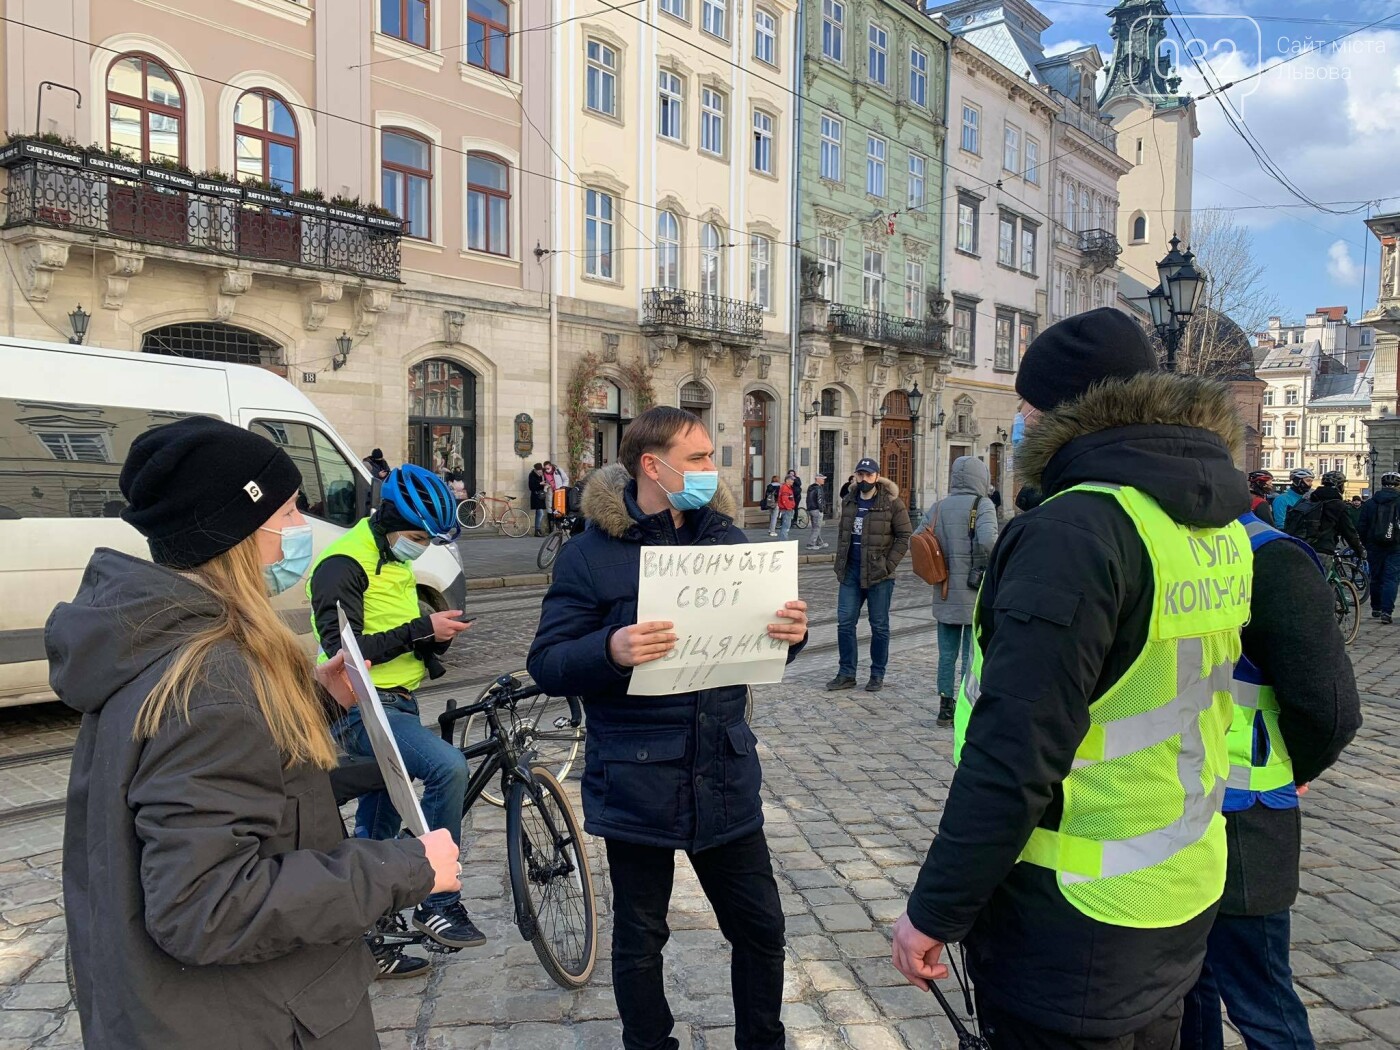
[331,331,353,370]
[67,303,90,345]
[1370,445,1380,494]
[1150,235,1206,372]
[906,381,924,517]
[802,399,821,423]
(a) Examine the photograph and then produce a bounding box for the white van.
[0,337,466,708]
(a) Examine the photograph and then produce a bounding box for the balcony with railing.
[1078,228,1122,272]
[641,288,764,343]
[0,143,402,282]
[827,303,945,354]
[1051,94,1119,151]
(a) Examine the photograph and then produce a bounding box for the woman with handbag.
[918,455,998,726]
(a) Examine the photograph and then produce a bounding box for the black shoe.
[1373,609,1383,619]
[826,674,857,691]
[373,944,430,980]
[413,901,487,949]
[936,696,954,726]
[865,677,884,693]
[1383,614,1394,625]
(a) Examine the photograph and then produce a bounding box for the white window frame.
[818,233,840,299]
[1261,452,1272,469]
[997,213,1016,267]
[862,247,884,312]
[1025,137,1040,184]
[1003,122,1021,173]
[701,0,727,39]
[585,39,618,117]
[1020,223,1036,274]
[1284,452,1296,469]
[821,0,844,62]
[995,311,1015,371]
[700,222,723,298]
[867,23,888,86]
[956,198,977,253]
[660,0,686,18]
[700,86,726,156]
[752,109,774,174]
[909,47,928,107]
[754,7,777,65]
[658,70,683,142]
[819,113,842,181]
[865,134,886,198]
[584,188,615,279]
[749,234,772,310]
[1284,419,1298,438]
[1319,423,1330,443]
[961,102,979,154]
[907,152,926,209]
[1261,418,1273,437]
[1337,425,1347,443]
[904,260,924,320]
[657,209,681,288]
[953,300,975,362]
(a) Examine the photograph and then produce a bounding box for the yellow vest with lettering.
[954,483,1252,929]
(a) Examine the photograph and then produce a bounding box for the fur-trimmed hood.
[841,476,901,504]
[1017,372,1249,528]
[581,462,738,540]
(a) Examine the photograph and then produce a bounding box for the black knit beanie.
[120,416,302,569]
[1015,307,1159,411]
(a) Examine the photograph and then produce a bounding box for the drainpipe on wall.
[788,0,807,477]
[933,36,953,504]
[547,15,560,462]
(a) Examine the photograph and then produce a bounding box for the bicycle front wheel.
[1334,577,1361,645]
[793,508,809,530]
[458,499,486,530]
[461,670,584,807]
[500,507,531,538]
[1347,559,1371,603]
[537,530,564,570]
[506,766,597,989]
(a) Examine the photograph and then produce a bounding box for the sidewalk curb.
[462,552,836,591]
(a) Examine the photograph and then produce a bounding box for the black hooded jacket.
[905,373,1254,1038]
[1303,484,1364,555]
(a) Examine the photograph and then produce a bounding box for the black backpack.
[1283,499,1328,548]
[1373,498,1400,548]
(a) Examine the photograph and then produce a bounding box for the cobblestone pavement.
[3,564,1399,1048]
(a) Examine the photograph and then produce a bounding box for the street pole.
[910,411,921,520]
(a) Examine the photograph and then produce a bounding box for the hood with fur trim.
[1017,372,1249,528]
[842,476,901,504]
[582,462,738,540]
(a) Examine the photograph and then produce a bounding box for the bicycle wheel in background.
[506,766,597,989]
[1346,558,1371,603]
[537,530,564,570]
[460,670,584,807]
[793,508,809,530]
[500,507,532,538]
[1333,577,1361,646]
[457,499,486,530]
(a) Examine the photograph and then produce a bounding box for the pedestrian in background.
[1359,471,1400,624]
[363,447,390,480]
[765,475,782,535]
[918,456,998,727]
[840,474,855,500]
[529,462,548,536]
[776,473,797,540]
[828,457,912,693]
[806,474,830,550]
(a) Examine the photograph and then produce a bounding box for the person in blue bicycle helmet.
[308,464,483,978]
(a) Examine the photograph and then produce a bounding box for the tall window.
[953,300,975,362]
[234,89,297,191]
[1018,318,1035,359]
[908,152,926,209]
[1261,418,1273,437]
[1132,213,1148,241]
[700,223,722,297]
[381,0,429,47]
[822,0,844,61]
[961,103,980,153]
[1284,452,1296,469]
[867,23,888,85]
[1336,425,1347,443]
[702,0,726,38]
[657,210,681,287]
[749,235,772,309]
[106,53,183,163]
[1263,389,1274,406]
[701,87,726,155]
[1003,122,1021,173]
[1025,137,1040,184]
[1261,452,1273,469]
[909,48,928,107]
[904,261,924,319]
[466,0,509,74]
[818,234,840,298]
[752,110,774,174]
[1286,388,1299,405]
[862,248,884,311]
[995,311,1015,370]
[1079,188,1090,231]
[754,8,777,64]
[1064,181,1077,231]
[660,0,685,17]
[466,152,509,255]
[658,71,683,141]
[957,197,978,253]
[585,40,617,116]
[1284,419,1298,438]
[998,214,1016,267]
[820,114,842,180]
[584,189,614,279]
[866,135,886,197]
[381,129,431,239]
[1020,223,1037,274]
[1319,424,1331,444]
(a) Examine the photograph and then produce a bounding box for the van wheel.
[418,587,447,619]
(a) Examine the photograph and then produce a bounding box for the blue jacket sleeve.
[1273,493,1290,529]
[527,540,630,696]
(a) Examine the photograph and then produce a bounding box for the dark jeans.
[1181,911,1315,1050]
[606,830,786,1050]
[336,691,468,909]
[534,507,547,533]
[936,621,972,698]
[1368,547,1400,615]
[978,994,1183,1050]
[837,564,894,679]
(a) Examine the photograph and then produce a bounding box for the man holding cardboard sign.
[528,406,808,1050]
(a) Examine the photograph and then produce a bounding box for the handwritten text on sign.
[629,541,800,696]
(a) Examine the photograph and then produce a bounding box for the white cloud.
[1044,38,1091,57]
[1327,240,1363,285]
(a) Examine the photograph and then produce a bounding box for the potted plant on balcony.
[193,169,242,199]
[238,177,301,264]
[83,143,142,180]
[0,131,86,170]
[288,187,329,219]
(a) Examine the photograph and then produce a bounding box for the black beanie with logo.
[1015,307,1160,412]
[119,416,302,569]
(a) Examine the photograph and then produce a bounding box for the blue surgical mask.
[656,458,719,511]
[259,523,313,595]
[392,536,429,562]
[1011,412,1026,452]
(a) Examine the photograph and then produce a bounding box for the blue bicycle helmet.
[380,464,460,543]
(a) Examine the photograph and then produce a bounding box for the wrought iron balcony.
[828,303,944,353]
[1052,96,1119,151]
[1,147,401,282]
[641,288,763,341]
[1078,228,1122,272]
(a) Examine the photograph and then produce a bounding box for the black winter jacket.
[806,482,830,514]
[527,465,805,851]
[905,373,1254,1038]
[1359,487,1400,546]
[48,551,434,1049]
[1302,485,1365,555]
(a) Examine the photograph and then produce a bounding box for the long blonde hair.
[135,534,338,770]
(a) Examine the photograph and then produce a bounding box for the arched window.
[466,152,509,255]
[700,222,723,297]
[142,322,282,367]
[467,0,510,74]
[234,89,298,191]
[107,53,183,163]
[1132,212,1148,242]
[382,129,432,239]
[408,359,478,492]
[657,210,681,288]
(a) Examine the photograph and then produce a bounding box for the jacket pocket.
[288,941,376,1046]
[992,579,1081,627]
[597,728,689,832]
[723,722,763,830]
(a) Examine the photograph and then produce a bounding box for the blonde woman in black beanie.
[47,416,461,1050]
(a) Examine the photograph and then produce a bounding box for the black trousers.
[978,995,1184,1050]
[606,830,786,1050]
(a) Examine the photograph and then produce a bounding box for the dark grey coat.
[48,550,435,1050]
[919,456,1000,625]
[833,477,913,586]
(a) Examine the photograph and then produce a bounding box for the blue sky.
[1038,0,1400,330]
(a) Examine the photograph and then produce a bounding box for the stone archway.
[407,357,479,493]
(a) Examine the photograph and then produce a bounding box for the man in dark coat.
[528,406,808,1050]
[1287,470,1363,570]
[1359,471,1400,622]
[829,457,912,693]
[528,462,548,536]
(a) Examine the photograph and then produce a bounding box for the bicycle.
[456,491,531,537]
[793,507,809,530]
[458,669,585,807]
[537,513,582,571]
[1337,545,1370,604]
[1326,558,1362,646]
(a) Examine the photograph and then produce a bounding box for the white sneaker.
[768,532,777,537]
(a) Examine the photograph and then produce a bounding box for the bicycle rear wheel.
[793,508,809,530]
[460,670,584,807]
[506,766,597,989]
[1346,558,1371,603]
[537,530,564,570]
[1333,577,1361,645]
[500,507,531,538]
[458,499,486,530]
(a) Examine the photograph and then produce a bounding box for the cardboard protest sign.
[336,603,429,836]
[628,541,800,696]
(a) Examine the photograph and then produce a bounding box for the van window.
[250,419,360,527]
[0,397,188,518]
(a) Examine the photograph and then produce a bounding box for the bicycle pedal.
[423,940,465,955]
[552,716,571,729]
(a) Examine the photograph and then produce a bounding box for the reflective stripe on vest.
[954,483,1251,929]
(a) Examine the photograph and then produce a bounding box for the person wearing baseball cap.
[891,308,1265,1046]
[829,456,912,692]
[46,416,461,1049]
[806,473,831,550]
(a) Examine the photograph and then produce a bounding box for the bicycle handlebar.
[436,674,577,740]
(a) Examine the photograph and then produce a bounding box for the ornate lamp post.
[907,381,924,517]
[1371,445,1380,494]
[67,304,90,345]
[1149,235,1206,371]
